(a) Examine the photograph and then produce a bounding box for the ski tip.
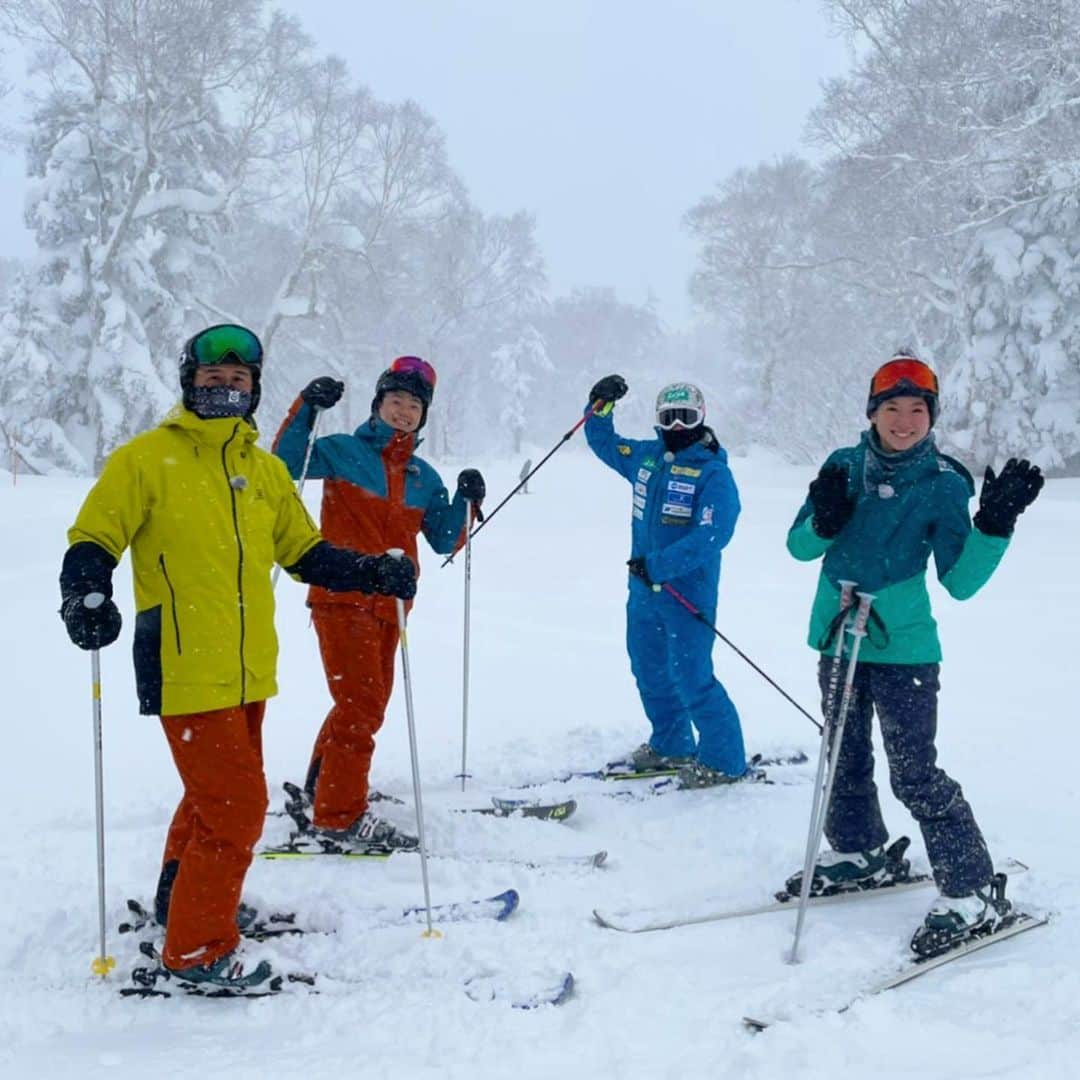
[492,889,521,920]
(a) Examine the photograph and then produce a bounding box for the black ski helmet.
[370,355,437,430]
[179,323,264,415]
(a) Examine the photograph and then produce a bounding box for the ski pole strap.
[816,593,889,652]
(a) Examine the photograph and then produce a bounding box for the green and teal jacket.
[787,431,1010,664]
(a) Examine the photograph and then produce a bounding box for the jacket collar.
[162,403,258,449]
[355,415,419,460]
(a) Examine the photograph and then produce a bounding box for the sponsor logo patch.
[633,494,646,510]
[671,465,701,478]
[633,508,644,520]
[637,467,652,483]
[661,515,692,526]
[667,480,695,495]
[661,502,693,518]
[700,505,713,525]
[634,481,647,496]
[617,444,632,456]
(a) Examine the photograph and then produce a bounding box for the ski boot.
[783,836,913,900]
[910,872,1013,958]
[675,761,767,789]
[284,782,418,855]
[166,946,279,993]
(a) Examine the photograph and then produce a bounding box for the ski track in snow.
[2,449,1078,1079]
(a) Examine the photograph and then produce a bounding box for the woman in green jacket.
[786,352,1043,954]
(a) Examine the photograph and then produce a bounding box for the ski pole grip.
[84,592,106,610]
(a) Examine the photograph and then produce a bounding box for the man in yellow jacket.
[59,324,416,994]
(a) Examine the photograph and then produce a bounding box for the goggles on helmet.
[657,405,704,430]
[388,354,436,391]
[869,357,938,398]
[187,324,264,369]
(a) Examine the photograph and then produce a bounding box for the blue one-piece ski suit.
[584,408,747,775]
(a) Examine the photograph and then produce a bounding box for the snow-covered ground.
[2,442,1077,1079]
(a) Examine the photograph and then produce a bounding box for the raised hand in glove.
[808,463,854,539]
[368,553,417,600]
[589,374,628,412]
[62,593,122,651]
[457,468,486,503]
[973,458,1044,538]
[300,376,345,410]
[627,556,655,587]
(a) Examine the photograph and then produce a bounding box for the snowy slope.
[1,444,1077,1080]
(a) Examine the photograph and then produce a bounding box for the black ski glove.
[62,594,122,651]
[589,374,628,409]
[286,543,417,599]
[627,556,655,587]
[457,468,486,503]
[367,553,417,599]
[300,376,345,410]
[973,458,1044,538]
[808,464,855,539]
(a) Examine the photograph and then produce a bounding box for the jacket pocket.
[158,554,182,655]
[133,606,163,716]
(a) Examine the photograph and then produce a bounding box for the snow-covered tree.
[0,0,305,470]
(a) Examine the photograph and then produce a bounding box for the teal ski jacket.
[787,431,1010,664]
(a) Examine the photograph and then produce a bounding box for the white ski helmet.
[655,382,706,429]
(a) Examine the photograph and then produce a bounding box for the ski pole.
[788,589,875,965]
[457,502,478,792]
[658,582,824,734]
[787,581,855,960]
[85,593,116,978]
[387,549,440,939]
[441,406,600,568]
[272,408,323,588]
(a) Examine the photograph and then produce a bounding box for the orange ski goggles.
[869,357,939,398]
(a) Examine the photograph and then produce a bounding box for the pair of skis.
[119,892,575,1007]
[592,851,1047,1026]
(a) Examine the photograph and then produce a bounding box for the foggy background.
[0,0,1076,475]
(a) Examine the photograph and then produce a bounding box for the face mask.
[188,385,252,420]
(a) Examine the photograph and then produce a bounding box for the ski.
[121,889,519,947]
[593,855,1028,933]
[517,750,809,790]
[260,839,607,870]
[742,910,1050,1031]
[457,797,577,821]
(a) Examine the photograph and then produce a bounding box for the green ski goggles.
[187,324,264,369]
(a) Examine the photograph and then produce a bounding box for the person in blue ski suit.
[584,375,750,787]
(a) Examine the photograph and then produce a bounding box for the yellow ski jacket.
[68,405,322,716]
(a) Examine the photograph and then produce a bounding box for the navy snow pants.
[627,588,746,775]
[819,658,993,896]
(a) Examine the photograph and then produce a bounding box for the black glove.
[300,376,345,410]
[973,459,1044,538]
[367,554,417,600]
[808,464,854,539]
[457,468,486,503]
[61,594,122,651]
[627,556,654,587]
[589,374,628,408]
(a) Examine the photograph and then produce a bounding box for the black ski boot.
[782,836,913,900]
[910,872,1013,958]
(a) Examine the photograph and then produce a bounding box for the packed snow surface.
[2,445,1077,1079]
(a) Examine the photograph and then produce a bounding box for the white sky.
[0,1,852,329]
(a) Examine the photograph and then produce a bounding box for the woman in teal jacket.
[787,353,1043,953]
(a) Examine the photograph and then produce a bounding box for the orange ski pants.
[159,702,268,970]
[308,605,399,830]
